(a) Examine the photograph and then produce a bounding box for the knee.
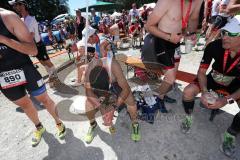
[163,71,176,85]
[40,96,54,106]
[183,85,199,100]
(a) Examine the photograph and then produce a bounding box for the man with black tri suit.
[0,8,66,147]
[9,0,60,86]
[182,16,240,157]
[145,0,203,112]
[79,27,141,144]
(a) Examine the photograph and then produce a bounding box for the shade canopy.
[79,1,121,12]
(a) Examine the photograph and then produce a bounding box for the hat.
[81,26,96,44]
[8,0,28,6]
[74,8,81,12]
[90,8,95,11]
[221,15,240,34]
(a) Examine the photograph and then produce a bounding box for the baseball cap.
[8,0,28,6]
[221,15,240,34]
[77,26,96,47]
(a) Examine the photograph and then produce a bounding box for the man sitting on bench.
[181,16,240,157]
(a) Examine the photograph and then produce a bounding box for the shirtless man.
[226,0,240,13]
[145,0,203,111]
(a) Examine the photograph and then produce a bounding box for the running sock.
[158,81,172,98]
[227,112,240,136]
[182,100,195,115]
[35,122,43,130]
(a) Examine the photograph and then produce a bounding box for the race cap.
[79,26,96,45]
[221,15,240,33]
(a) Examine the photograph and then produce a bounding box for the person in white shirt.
[9,0,59,86]
[129,3,140,24]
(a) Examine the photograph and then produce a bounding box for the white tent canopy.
[111,11,122,18]
[138,3,156,11]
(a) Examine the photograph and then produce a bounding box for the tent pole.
[85,0,89,60]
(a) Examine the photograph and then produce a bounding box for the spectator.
[75,8,86,40]
[90,8,100,30]
[129,3,140,24]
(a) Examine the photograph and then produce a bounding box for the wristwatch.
[227,98,235,104]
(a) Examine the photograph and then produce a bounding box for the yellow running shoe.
[109,126,116,134]
[84,122,97,144]
[56,123,66,140]
[32,127,46,147]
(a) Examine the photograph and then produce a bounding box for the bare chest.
[166,1,195,22]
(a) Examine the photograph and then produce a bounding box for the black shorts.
[213,15,228,30]
[36,41,50,61]
[154,37,180,70]
[0,64,46,101]
[209,15,217,24]
[193,74,240,94]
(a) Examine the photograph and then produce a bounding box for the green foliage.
[100,0,156,10]
[0,0,69,21]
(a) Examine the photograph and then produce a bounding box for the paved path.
[0,40,239,160]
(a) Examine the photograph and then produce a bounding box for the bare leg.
[125,93,138,123]
[13,95,40,125]
[85,98,98,123]
[34,91,61,124]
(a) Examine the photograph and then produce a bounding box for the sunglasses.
[221,30,240,37]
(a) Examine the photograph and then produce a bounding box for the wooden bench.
[116,54,196,83]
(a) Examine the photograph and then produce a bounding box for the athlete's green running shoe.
[31,127,46,147]
[131,122,141,142]
[181,115,192,134]
[84,122,97,144]
[220,132,236,157]
[57,123,66,140]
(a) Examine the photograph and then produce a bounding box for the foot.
[159,99,168,113]
[131,122,141,142]
[84,122,98,144]
[56,123,66,140]
[32,126,46,147]
[164,95,177,103]
[220,132,236,157]
[181,115,192,134]
[109,125,116,134]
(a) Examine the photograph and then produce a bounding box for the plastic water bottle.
[185,39,193,54]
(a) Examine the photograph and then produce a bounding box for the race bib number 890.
[0,69,27,89]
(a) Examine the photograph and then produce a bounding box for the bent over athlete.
[0,8,66,147]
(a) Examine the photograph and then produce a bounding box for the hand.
[185,34,197,46]
[169,33,182,44]
[207,97,227,109]
[200,92,211,107]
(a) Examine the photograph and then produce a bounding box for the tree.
[0,0,69,21]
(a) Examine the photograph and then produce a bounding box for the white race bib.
[0,69,27,89]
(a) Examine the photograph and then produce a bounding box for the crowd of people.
[0,0,240,158]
